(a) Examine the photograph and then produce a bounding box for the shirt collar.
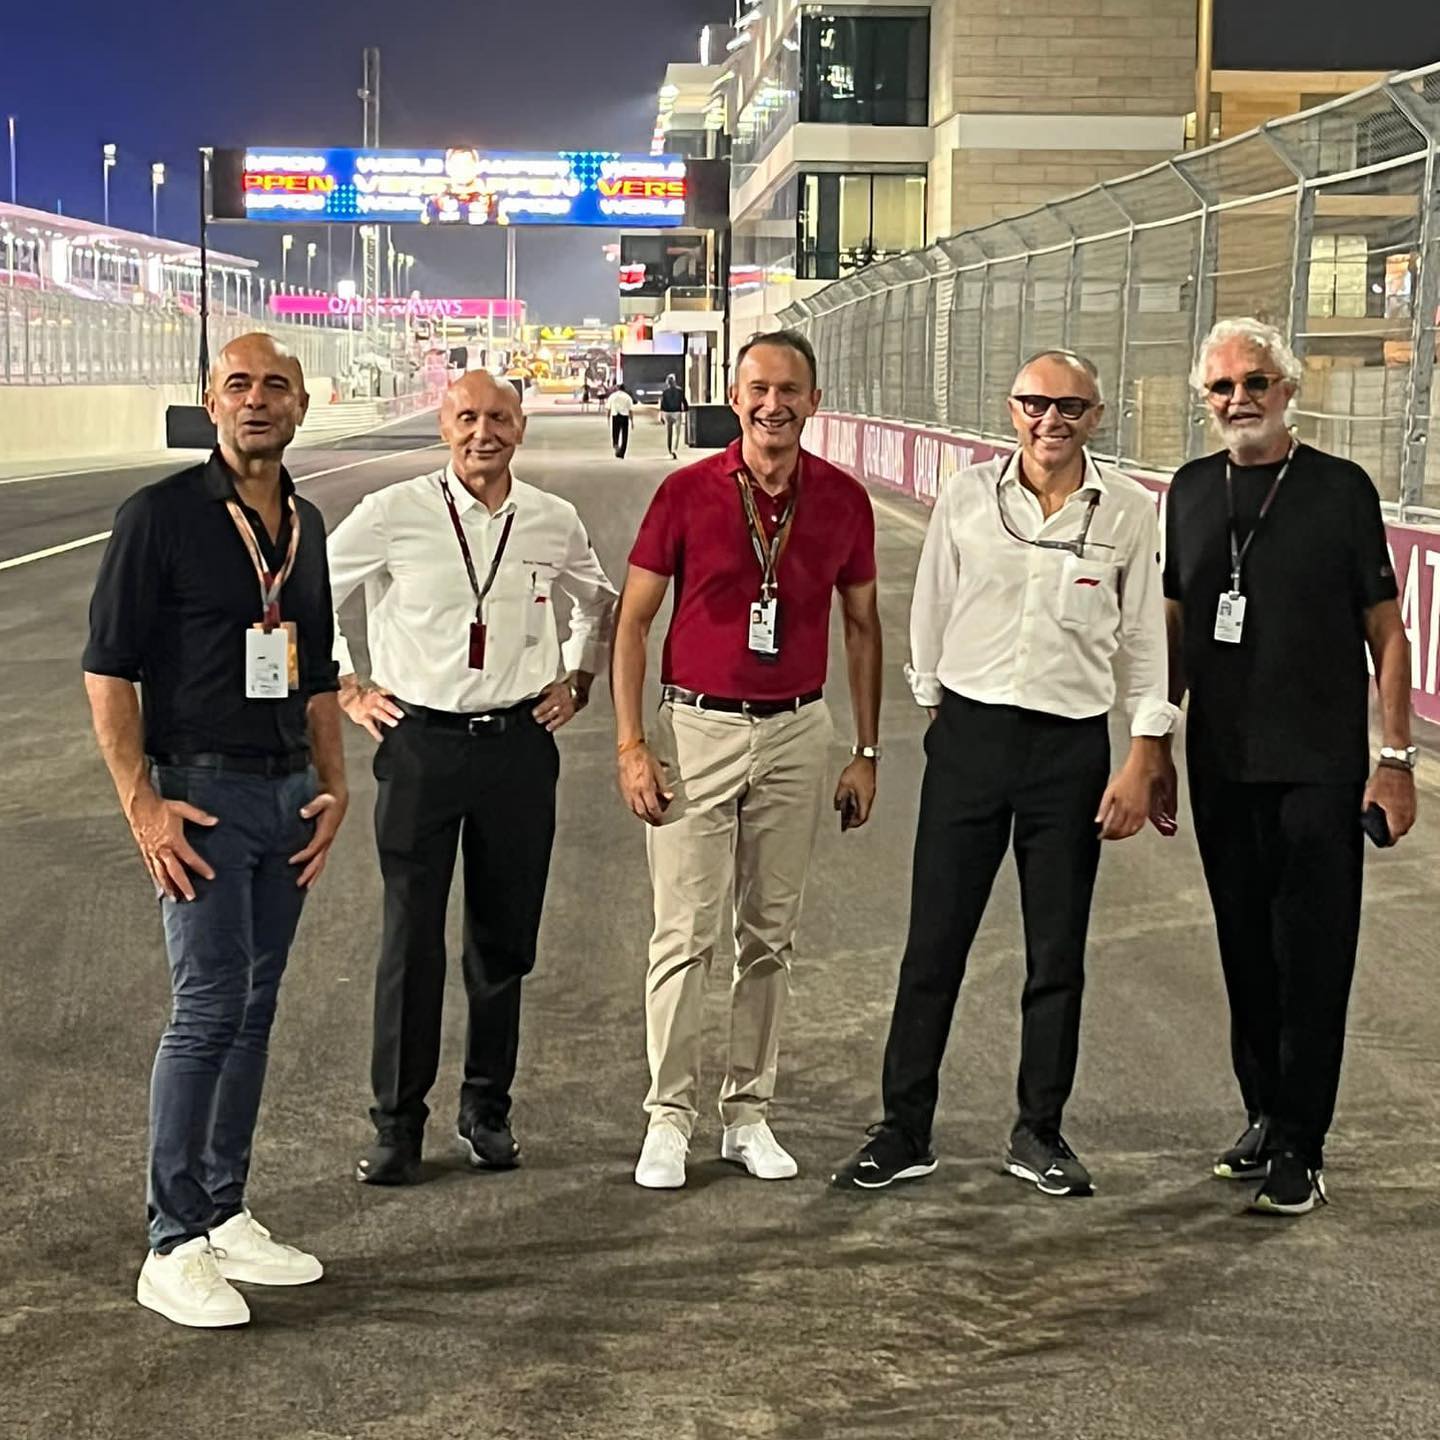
[443,463,519,518]
[201,448,296,505]
[999,447,1107,499]
[724,440,804,496]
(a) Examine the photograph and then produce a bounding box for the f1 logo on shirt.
[1073,577,1101,587]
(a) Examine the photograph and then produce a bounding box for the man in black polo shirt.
[1161,317,1416,1217]
[83,333,348,1326]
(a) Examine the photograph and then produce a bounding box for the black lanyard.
[735,468,797,600]
[1224,442,1295,594]
[438,474,515,622]
[995,462,1104,559]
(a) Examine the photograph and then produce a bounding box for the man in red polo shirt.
[612,329,882,1189]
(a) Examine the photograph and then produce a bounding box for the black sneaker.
[830,1123,937,1190]
[356,1127,422,1186]
[457,1114,521,1170]
[1004,1128,1093,1197]
[1214,1119,1268,1180]
[1248,1150,1327,1216]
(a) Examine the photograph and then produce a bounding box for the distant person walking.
[608,385,635,459]
[659,374,688,459]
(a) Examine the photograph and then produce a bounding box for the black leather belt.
[396,697,540,735]
[661,685,822,718]
[151,751,311,776]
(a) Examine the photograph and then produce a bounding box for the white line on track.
[0,441,446,574]
[867,490,932,538]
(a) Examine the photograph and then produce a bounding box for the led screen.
[212,148,688,227]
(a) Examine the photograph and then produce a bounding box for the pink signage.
[807,412,1440,729]
[268,294,523,319]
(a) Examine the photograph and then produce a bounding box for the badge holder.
[748,588,781,662]
[1214,591,1246,644]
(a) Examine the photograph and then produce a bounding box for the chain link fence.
[0,286,351,390]
[780,63,1440,518]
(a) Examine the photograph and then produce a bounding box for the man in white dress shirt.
[607,384,635,458]
[327,371,618,1185]
[832,351,1176,1198]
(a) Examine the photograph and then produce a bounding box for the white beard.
[1215,413,1290,462]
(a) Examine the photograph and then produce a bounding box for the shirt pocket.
[494,560,559,650]
[1056,554,1118,632]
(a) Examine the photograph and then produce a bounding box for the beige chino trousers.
[643,698,833,1136]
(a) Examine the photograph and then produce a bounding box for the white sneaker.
[721,1121,798,1180]
[209,1210,324,1286]
[634,1126,688,1189]
[136,1237,251,1328]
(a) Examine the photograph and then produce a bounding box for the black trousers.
[611,414,630,457]
[882,691,1110,1146]
[1189,772,1364,1167]
[369,708,558,1136]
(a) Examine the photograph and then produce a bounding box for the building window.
[800,14,928,127]
[1309,234,1368,319]
[798,172,927,279]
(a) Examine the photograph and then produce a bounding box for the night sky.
[2,1,727,320]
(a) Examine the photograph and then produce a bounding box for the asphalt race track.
[2,406,1438,1439]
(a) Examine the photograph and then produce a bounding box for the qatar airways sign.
[212,147,688,227]
[268,295,524,320]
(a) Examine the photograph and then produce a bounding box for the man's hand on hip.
[339,675,403,743]
[290,788,349,889]
[533,675,588,733]
[128,788,217,902]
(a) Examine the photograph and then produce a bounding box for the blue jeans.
[147,764,315,1253]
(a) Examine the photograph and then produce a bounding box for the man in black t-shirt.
[84,334,349,1325]
[1161,317,1416,1217]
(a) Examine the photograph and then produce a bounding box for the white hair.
[1190,318,1302,396]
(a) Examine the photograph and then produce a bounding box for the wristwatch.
[1378,745,1418,772]
[851,744,883,762]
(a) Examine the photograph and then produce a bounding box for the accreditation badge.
[245,625,290,699]
[1214,592,1247,645]
[748,597,780,661]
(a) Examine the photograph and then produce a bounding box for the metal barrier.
[0,287,350,390]
[780,64,1440,518]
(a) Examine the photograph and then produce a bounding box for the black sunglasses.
[1205,371,1282,401]
[1009,394,1097,421]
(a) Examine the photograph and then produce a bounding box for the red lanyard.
[225,494,300,630]
[438,473,515,621]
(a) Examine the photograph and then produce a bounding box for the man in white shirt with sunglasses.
[832,349,1176,1199]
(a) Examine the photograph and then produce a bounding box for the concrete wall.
[0,383,195,465]
[0,378,337,465]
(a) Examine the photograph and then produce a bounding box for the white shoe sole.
[1004,1159,1094,1197]
[215,1258,323,1287]
[136,1276,250,1328]
[839,1158,938,1190]
[720,1144,798,1180]
[634,1167,686,1189]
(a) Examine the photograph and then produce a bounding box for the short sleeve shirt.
[629,440,877,700]
[83,452,339,758]
[1163,443,1396,783]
